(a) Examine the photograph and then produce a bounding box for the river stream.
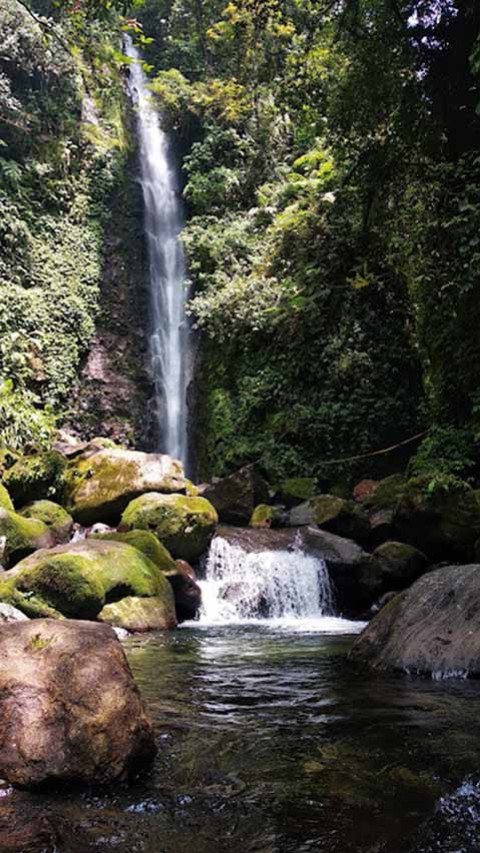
[2,622,480,853]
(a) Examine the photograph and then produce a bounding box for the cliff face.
[0,4,152,449]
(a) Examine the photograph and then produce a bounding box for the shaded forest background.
[1,0,480,491]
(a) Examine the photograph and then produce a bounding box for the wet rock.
[120,492,218,562]
[0,508,55,568]
[64,448,186,525]
[350,564,480,676]
[368,508,396,548]
[0,539,176,623]
[164,560,202,622]
[372,541,429,594]
[202,466,269,526]
[0,619,156,787]
[18,501,73,544]
[98,595,177,631]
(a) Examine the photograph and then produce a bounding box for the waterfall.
[198,535,336,627]
[125,37,189,466]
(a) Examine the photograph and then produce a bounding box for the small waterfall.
[198,536,335,626]
[125,37,189,465]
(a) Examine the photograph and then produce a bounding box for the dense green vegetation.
[1,0,480,490]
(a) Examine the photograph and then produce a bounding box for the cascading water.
[198,535,345,630]
[125,37,189,465]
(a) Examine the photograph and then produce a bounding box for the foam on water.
[195,535,365,634]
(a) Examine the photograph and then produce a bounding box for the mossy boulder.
[310,495,371,546]
[90,529,177,572]
[0,483,14,512]
[370,541,429,598]
[393,480,480,562]
[120,492,218,561]
[0,508,55,568]
[18,501,73,544]
[277,477,316,507]
[64,448,186,525]
[98,596,177,632]
[1,540,176,623]
[250,504,283,528]
[2,452,67,506]
[363,474,406,512]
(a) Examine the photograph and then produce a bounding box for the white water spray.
[198,536,338,627]
[125,37,189,465]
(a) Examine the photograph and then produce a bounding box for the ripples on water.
[2,624,480,853]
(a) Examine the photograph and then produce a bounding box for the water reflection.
[1,625,480,852]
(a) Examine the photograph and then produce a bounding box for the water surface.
[3,623,480,853]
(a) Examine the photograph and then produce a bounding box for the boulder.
[0,539,176,622]
[0,619,156,787]
[350,564,480,677]
[276,477,316,507]
[309,495,371,545]
[2,452,67,506]
[363,474,406,512]
[120,492,218,562]
[372,541,429,594]
[353,479,379,503]
[0,508,55,568]
[287,500,315,526]
[393,481,480,562]
[368,508,396,548]
[164,560,202,622]
[201,466,269,525]
[64,448,185,525]
[89,529,177,572]
[250,504,283,528]
[98,595,177,631]
[0,483,14,511]
[18,501,73,544]
[0,603,29,623]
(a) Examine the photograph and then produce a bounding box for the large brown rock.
[202,466,269,526]
[64,448,186,525]
[350,564,480,677]
[0,619,156,787]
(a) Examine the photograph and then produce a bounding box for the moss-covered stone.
[90,530,176,572]
[98,595,177,632]
[371,541,429,596]
[2,540,175,622]
[0,483,14,512]
[363,474,406,512]
[311,495,371,545]
[18,501,73,544]
[278,478,316,506]
[185,479,200,497]
[0,508,55,567]
[250,504,281,528]
[64,448,186,525]
[120,492,218,561]
[2,452,67,507]
[393,480,480,562]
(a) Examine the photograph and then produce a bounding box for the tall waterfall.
[125,37,189,465]
[198,536,336,627]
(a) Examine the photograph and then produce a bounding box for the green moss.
[3,452,67,506]
[19,500,73,542]
[8,540,173,620]
[90,530,176,572]
[0,507,52,566]
[278,478,316,502]
[121,493,218,561]
[98,594,176,631]
[363,475,406,511]
[250,504,278,528]
[0,483,14,512]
